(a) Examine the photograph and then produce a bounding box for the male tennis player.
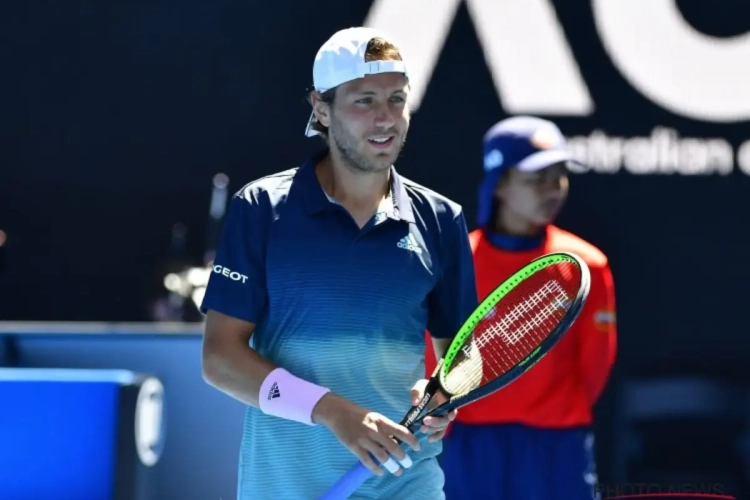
[200,27,477,500]
[425,116,617,500]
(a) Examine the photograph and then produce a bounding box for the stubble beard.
[329,117,406,175]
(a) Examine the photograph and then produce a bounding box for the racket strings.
[442,264,580,396]
[480,280,566,369]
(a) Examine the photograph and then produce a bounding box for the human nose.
[373,102,396,130]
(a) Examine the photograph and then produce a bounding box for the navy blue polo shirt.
[200,154,477,500]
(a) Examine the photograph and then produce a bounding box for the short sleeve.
[200,189,269,323]
[427,210,478,339]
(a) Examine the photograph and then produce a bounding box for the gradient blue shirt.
[200,154,477,500]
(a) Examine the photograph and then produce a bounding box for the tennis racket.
[317,251,591,500]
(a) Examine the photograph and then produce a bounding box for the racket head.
[433,251,590,414]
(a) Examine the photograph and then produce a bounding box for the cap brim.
[516,149,578,172]
[304,111,319,137]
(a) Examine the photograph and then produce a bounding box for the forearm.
[202,335,334,426]
[202,340,277,408]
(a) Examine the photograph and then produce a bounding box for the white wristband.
[258,367,330,426]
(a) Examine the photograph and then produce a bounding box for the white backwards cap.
[305,27,409,137]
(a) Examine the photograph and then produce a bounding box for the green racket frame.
[427,251,591,420]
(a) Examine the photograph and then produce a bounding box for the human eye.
[525,175,542,185]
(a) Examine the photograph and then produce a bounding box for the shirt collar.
[483,226,547,251]
[389,167,415,223]
[298,151,415,223]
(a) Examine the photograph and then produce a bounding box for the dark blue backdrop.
[3,0,750,402]
[2,2,750,494]
[4,1,750,375]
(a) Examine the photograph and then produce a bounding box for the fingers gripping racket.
[317,252,591,500]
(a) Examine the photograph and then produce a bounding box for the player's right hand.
[312,393,420,476]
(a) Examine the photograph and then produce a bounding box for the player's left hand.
[409,379,457,442]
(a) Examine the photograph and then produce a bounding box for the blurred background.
[2,0,750,499]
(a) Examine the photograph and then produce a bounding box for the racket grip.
[317,425,432,499]
[316,460,372,500]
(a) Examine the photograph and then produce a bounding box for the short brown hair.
[307,37,404,138]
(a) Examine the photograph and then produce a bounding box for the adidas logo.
[397,234,422,254]
[268,382,280,400]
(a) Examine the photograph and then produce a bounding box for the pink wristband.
[258,367,330,426]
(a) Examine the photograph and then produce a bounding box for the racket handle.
[318,426,429,500]
[317,418,438,499]
[316,460,372,500]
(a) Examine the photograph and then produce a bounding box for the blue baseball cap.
[476,116,577,228]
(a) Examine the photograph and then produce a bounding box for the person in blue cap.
[425,116,618,499]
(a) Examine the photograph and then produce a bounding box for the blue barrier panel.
[0,368,137,500]
[0,322,244,500]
